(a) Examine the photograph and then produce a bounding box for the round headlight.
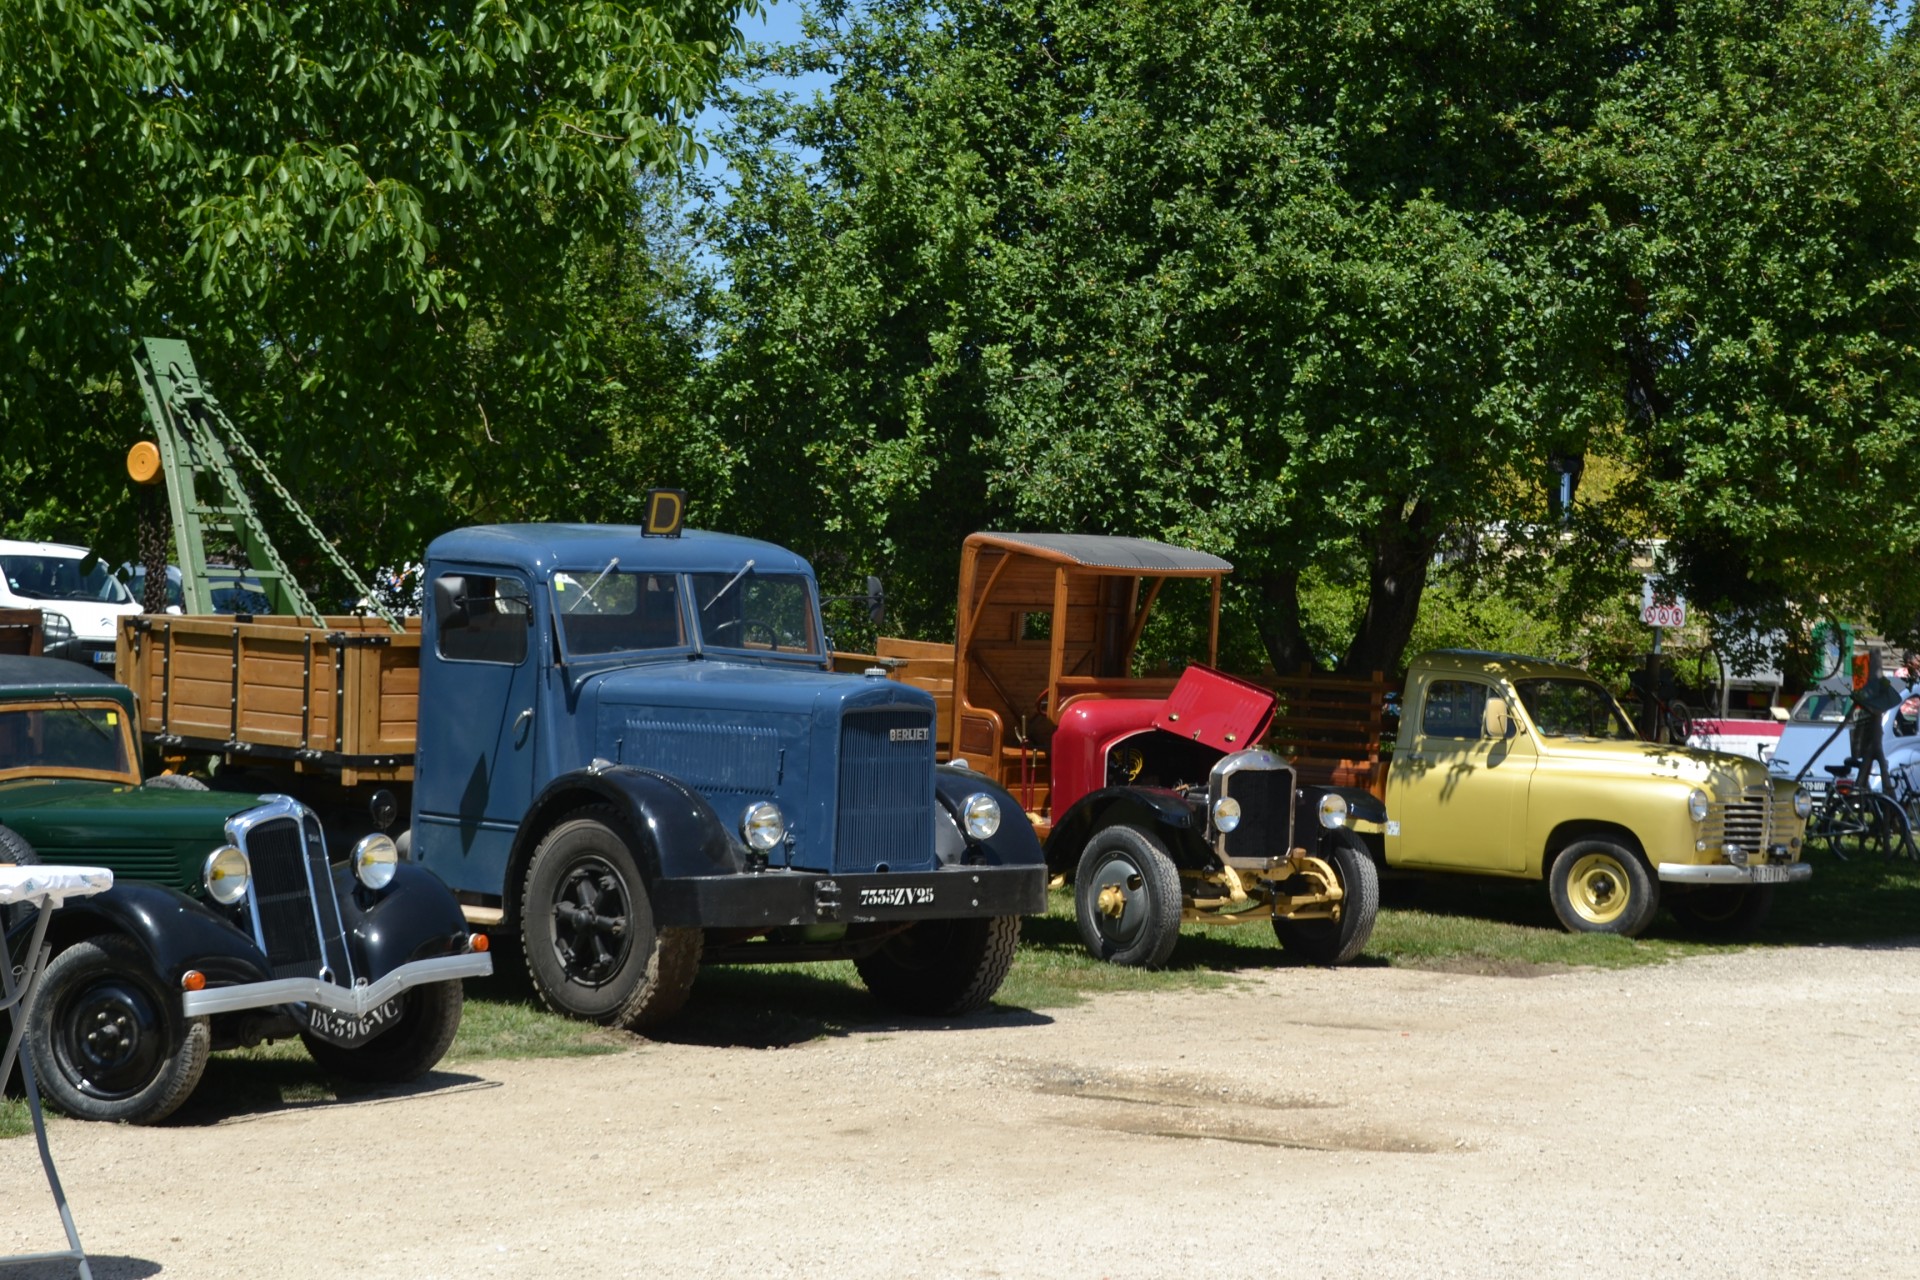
[1318,793,1349,830]
[1794,787,1813,818]
[742,801,787,852]
[962,792,1001,840]
[1211,795,1243,833]
[352,833,399,890]
[1688,788,1710,823]
[204,845,251,904]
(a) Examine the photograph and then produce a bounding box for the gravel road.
[4,940,1917,1279]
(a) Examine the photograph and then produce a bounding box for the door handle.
[513,707,533,737]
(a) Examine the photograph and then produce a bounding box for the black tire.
[1073,824,1183,968]
[1668,885,1777,938]
[1547,839,1659,936]
[301,981,463,1083]
[0,822,40,934]
[521,806,700,1029]
[855,916,1021,1016]
[142,773,209,791]
[1272,831,1379,965]
[27,934,209,1124]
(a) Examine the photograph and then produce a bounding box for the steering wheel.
[709,618,787,648]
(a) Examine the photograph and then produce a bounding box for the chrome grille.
[232,802,350,981]
[1218,763,1297,865]
[1704,785,1776,857]
[835,709,936,874]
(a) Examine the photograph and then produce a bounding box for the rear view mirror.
[1483,696,1516,740]
[866,576,885,627]
[433,576,469,629]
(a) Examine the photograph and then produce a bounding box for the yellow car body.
[1379,651,1809,934]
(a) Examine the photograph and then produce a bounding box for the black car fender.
[506,765,745,914]
[1298,783,1387,832]
[1044,785,1199,875]
[333,860,475,977]
[21,880,272,991]
[932,765,1046,868]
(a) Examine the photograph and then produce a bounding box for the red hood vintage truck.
[870,532,1382,968]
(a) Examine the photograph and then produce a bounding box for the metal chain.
[136,486,171,613]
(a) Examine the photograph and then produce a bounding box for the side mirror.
[432,575,469,629]
[866,576,885,627]
[1483,696,1516,740]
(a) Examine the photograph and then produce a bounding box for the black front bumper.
[653,864,1048,929]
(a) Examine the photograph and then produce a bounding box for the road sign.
[1641,581,1686,629]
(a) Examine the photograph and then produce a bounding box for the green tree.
[705,0,1920,674]
[2,0,746,582]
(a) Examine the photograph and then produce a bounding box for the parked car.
[0,539,141,669]
[0,655,491,1123]
[1767,682,1920,792]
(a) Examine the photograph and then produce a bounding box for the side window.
[1421,680,1493,739]
[437,574,531,664]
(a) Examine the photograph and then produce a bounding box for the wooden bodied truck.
[872,531,1382,968]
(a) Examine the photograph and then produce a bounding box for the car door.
[1385,675,1535,872]
[412,567,539,891]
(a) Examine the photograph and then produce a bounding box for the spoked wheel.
[521,806,700,1029]
[1547,839,1658,936]
[1805,792,1866,860]
[1859,793,1914,861]
[1073,824,1183,968]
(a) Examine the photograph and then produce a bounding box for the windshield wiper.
[53,692,113,745]
[563,557,619,613]
[702,559,755,613]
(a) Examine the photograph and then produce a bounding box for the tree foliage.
[2,0,745,582]
[704,0,1920,674]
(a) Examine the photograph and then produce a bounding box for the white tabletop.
[0,865,114,907]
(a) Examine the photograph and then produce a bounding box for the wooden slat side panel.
[1264,669,1389,799]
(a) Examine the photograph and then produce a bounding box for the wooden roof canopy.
[955,532,1232,725]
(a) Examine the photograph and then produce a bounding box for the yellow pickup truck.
[1378,651,1812,937]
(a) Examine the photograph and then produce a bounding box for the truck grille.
[836,709,936,874]
[234,807,352,981]
[1217,762,1297,865]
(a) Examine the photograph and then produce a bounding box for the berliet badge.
[889,727,929,742]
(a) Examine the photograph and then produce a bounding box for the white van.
[0,539,142,667]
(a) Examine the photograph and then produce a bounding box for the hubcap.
[59,980,166,1099]
[1086,857,1148,942]
[550,856,634,987]
[1567,852,1632,926]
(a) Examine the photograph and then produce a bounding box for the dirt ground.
[3,939,1918,1280]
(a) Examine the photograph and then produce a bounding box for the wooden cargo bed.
[117,614,419,784]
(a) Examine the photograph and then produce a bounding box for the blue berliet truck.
[386,520,1042,1026]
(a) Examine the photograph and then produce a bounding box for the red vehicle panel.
[1150,665,1276,754]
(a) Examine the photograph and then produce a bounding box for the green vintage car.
[0,655,490,1123]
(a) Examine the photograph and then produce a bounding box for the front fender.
[509,765,745,895]
[1301,784,1387,830]
[933,765,1046,868]
[334,860,474,978]
[20,881,271,991]
[1045,785,1198,875]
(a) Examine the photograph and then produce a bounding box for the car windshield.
[552,570,688,656]
[690,571,822,657]
[1,554,131,605]
[0,701,137,781]
[1790,692,1854,723]
[1513,678,1639,741]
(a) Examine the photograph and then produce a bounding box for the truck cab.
[1383,651,1812,936]
[413,525,1046,1026]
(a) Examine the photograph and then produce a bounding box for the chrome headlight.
[204,845,251,904]
[1317,793,1349,830]
[1688,789,1710,823]
[742,801,787,851]
[352,833,399,890]
[1210,795,1243,833]
[962,792,1001,840]
[1793,787,1813,818]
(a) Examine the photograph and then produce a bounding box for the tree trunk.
[1252,569,1319,674]
[1340,497,1438,677]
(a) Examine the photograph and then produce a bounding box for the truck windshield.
[689,571,821,657]
[1,555,131,605]
[552,571,687,656]
[1513,679,1639,741]
[1789,692,1853,723]
[0,701,137,781]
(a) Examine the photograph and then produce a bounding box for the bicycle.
[1804,762,1917,861]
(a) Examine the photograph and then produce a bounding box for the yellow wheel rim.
[1566,852,1633,926]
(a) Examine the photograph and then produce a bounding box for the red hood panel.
[1151,665,1275,751]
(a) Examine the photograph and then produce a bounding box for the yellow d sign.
[644,489,686,538]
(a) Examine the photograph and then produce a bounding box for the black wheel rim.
[548,854,634,987]
[54,976,169,1100]
[1084,851,1150,945]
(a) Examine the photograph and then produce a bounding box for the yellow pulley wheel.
[127,440,163,486]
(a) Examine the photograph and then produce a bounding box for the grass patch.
[0,1095,29,1139]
